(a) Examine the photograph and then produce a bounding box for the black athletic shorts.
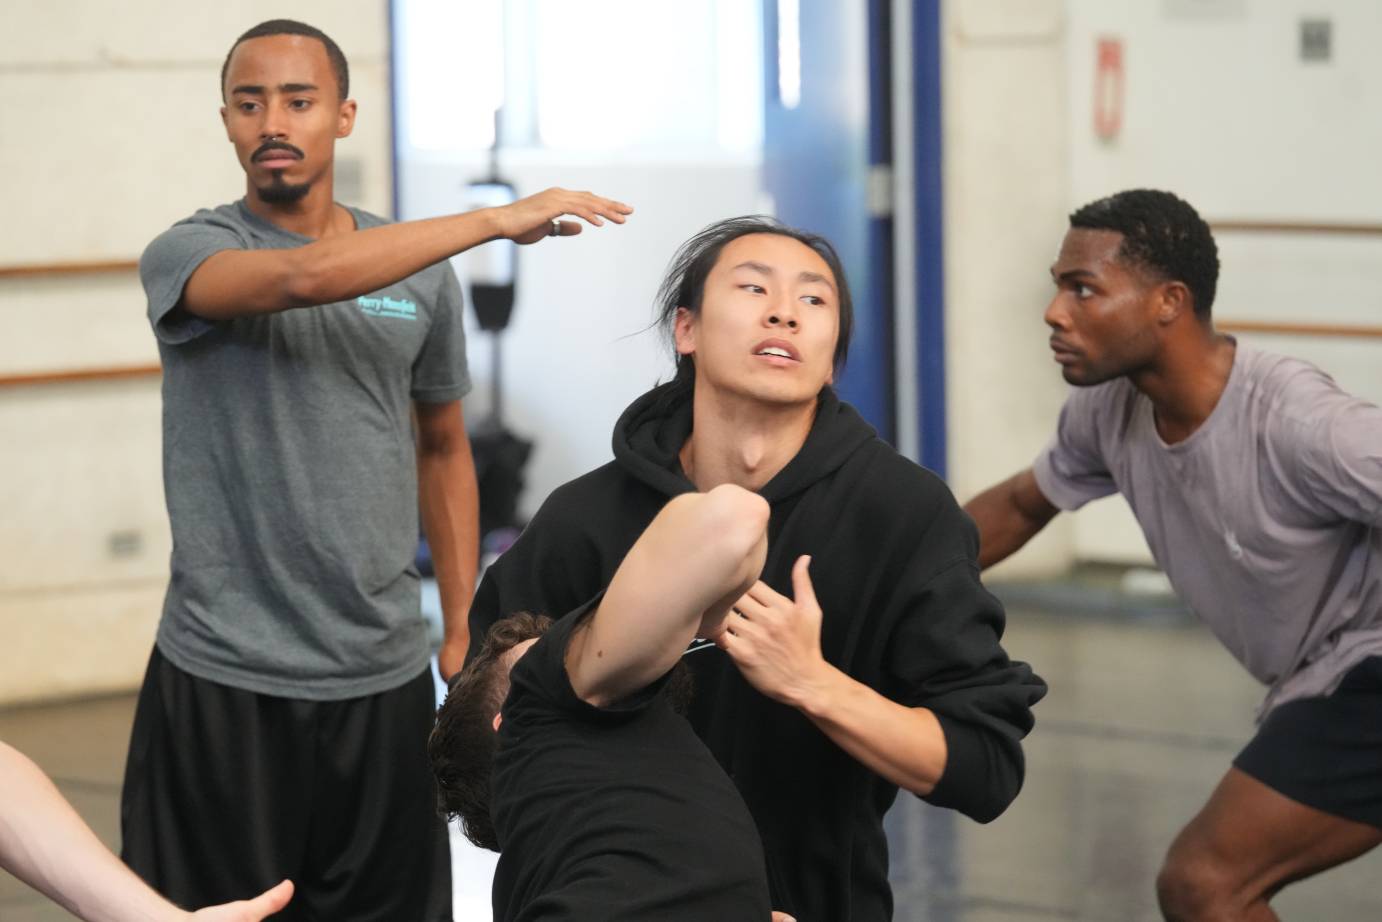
[1234,655,1382,829]
[120,647,452,921]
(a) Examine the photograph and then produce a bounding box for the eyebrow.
[732,261,838,294]
[230,82,319,96]
[1051,267,1097,283]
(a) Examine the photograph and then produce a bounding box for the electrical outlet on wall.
[108,530,143,559]
[1300,18,1332,63]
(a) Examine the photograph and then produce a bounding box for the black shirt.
[472,385,1047,921]
[490,603,771,921]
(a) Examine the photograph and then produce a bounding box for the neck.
[1129,324,1236,444]
[679,383,819,492]
[242,172,344,239]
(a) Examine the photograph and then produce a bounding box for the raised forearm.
[187,209,506,320]
[184,187,632,321]
[569,487,769,706]
[293,210,507,308]
[792,667,948,796]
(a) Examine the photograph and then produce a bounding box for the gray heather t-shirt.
[1034,341,1382,716]
[141,200,471,699]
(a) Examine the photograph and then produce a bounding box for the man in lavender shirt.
[966,189,1382,921]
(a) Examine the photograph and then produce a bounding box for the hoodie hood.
[611,382,878,503]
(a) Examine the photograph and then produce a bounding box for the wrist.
[786,660,840,717]
[473,206,506,242]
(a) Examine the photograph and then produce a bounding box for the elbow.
[923,715,1027,823]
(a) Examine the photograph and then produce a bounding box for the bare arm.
[181,187,633,320]
[0,742,293,922]
[565,485,769,707]
[719,558,948,795]
[416,400,480,681]
[963,468,1059,569]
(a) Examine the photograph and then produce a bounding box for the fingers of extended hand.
[535,188,630,222]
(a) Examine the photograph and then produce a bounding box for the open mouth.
[753,340,801,363]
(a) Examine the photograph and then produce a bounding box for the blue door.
[761,0,895,443]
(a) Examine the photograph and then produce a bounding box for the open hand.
[717,555,828,708]
[493,187,633,244]
[190,880,293,921]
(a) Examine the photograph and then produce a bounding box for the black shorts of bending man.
[432,485,799,921]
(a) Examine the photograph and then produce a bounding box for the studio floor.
[4,605,1380,921]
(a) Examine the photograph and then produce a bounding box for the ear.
[220,105,231,140]
[673,306,697,357]
[337,99,358,139]
[1157,281,1192,325]
[491,712,502,732]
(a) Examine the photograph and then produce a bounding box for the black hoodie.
[470,384,1047,921]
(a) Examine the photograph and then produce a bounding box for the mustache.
[252,140,305,162]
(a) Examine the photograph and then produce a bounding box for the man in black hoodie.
[469,216,1046,920]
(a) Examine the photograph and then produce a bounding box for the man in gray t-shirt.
[121,18,633,920]
[966,189,1381,921]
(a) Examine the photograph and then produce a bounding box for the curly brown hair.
[429,612,552,851]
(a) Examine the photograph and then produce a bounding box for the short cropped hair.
[221,19,350,101]
[655,216,854,394]
[1069,189,1220,317]
[430,612,552,852]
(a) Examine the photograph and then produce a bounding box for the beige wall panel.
[0,274,153,375]
[942,0,1075,579]
[0,60,391,265]
[0,379,169,592]
[0,2,388,64]
[0,583,163,706]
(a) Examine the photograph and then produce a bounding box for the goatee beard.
[256,172,312,204]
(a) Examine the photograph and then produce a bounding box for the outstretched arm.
[565,485,769,707]
[0,742,292,922]
[180,187,633,320]
[963,468,1059,569]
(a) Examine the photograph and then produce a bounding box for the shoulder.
[144,203,250,252]
[1237,346,1375,457]
[839,440,971,539]
[539,462,646,523]
[1238,345,1342,413]
[139,203,254,288]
